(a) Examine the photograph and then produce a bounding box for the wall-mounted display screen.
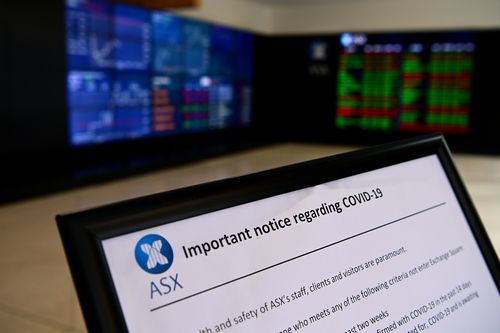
[336,32,474,135]
[66,0,254,146]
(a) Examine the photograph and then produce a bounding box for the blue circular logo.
[135,234,174,274]
[340,33,353,48]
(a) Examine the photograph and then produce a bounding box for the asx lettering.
[150,273,183,299]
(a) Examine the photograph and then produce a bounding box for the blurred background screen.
[336,32,474,135]
[66,0,254,146]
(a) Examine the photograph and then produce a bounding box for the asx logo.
[135,234,174,274]
[135,234,183,299]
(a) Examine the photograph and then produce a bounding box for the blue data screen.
[66,0,254,146]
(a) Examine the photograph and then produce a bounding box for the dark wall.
[469,31,500,152]
[2,1,70,203]
[5,0,67,156]
[254,36,338,140]
[1,2,7,148]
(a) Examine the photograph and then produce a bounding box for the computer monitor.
[65,0,254,146]
[57,134,499,332]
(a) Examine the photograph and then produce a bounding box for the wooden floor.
[0,143,498,332]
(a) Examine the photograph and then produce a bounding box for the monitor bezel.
[57,133,500,332]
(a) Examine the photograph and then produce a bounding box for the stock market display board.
[336,32,474,134]
[66,0,253,146]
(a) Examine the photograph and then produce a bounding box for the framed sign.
[57,134,500,332]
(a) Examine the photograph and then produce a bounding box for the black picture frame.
[57,133,500,332]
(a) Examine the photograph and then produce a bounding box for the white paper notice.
[102,155,500,332]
